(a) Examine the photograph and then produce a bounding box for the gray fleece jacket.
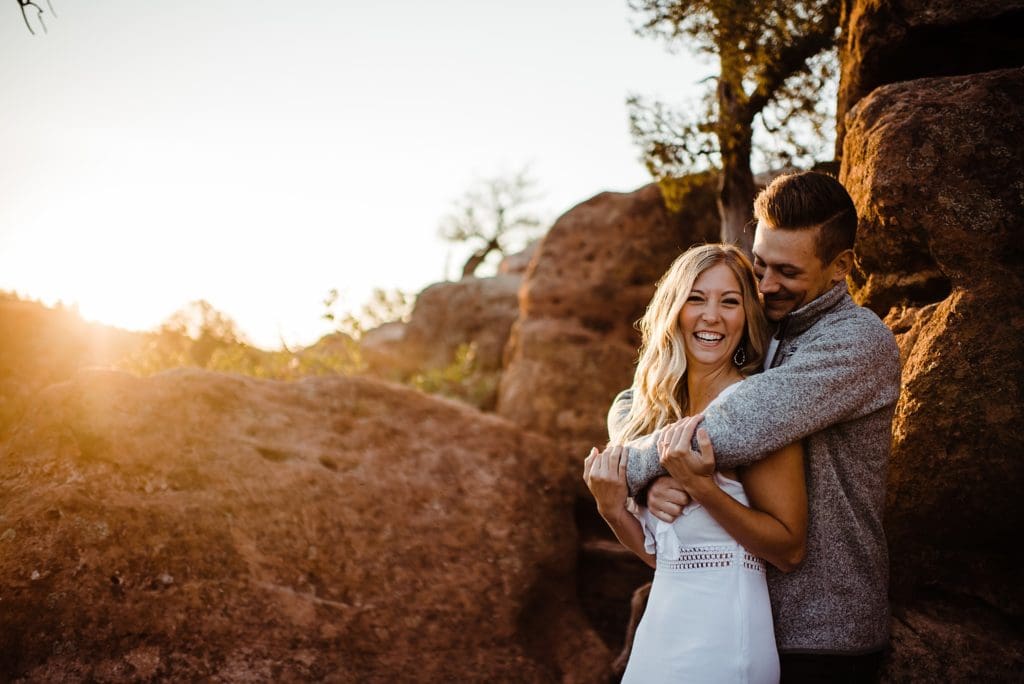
[612,281,900,655]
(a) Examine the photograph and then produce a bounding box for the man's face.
[751,222,839,323]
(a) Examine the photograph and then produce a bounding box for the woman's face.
[678,262,746,370]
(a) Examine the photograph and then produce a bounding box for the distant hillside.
[0,294,150,435]
[0,294,367,437]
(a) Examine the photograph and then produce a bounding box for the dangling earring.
[733,344,746,367]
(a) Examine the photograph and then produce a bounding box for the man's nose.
[759,272,779,294]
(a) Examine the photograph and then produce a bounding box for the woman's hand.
[658,414,716,498]
[583,444,657,569]
[583,445,628,518]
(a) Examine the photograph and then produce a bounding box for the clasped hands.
[651,413,717,522]
[584,414,717,523]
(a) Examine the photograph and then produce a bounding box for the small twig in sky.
[18,0,51,35]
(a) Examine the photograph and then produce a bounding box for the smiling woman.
[610,244,768,440]
[678,263,747,372]
[588,242,806,683]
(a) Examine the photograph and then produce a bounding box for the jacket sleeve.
[609,388,672,497]
[705,313,900,470]
[621,312,901,492]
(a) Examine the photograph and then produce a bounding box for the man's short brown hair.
[753,171,857,264]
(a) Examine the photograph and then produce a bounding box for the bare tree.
[17,0,57,34]
[439,169,543,279]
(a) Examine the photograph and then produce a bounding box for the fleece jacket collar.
[773,280,850,339]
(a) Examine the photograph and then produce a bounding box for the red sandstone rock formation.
[842,67,1024,678]
[401,274,522,374]
[359,271,523,400]
[498,240,539,276]
[0,369,610,681]
[0,297,143,437]
[497,179,719,462]
[836,0,1024,155]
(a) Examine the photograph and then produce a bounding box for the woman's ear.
[830,249,855,284]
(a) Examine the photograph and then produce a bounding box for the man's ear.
[829,249,855,284]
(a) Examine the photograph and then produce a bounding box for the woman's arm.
[584,445,656,569]
[660,418,806,572]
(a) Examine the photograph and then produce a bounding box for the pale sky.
[1,0,709,349]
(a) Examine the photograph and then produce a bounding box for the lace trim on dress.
[657,544,766,573]
[742,550,766,572]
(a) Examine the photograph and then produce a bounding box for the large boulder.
[360,274,522,385]
[841,67,1024,674]
[498,240,539,276]
[402,274,522,373]
[836,0,1024,153]
[496,179,719,461]
[0,369,609,681]
[885,597,1024,681]
[0,297,143,437]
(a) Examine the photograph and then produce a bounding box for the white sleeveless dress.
[621,385,780,684]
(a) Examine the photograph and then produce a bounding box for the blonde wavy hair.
[611,244,768,444]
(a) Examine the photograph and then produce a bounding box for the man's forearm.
[624,437,667,498]
[704,314,901,471]
[607,389,670,497]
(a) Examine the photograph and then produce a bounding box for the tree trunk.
[460,238,501,279]
[716,68,757,256]
[718,141,756,255]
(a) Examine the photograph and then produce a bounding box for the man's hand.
[645,475,691,523]
[658,414,716,496]
[583,445,628,519]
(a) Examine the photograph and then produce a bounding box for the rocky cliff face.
[835,0,1024,155]
[841,5,1024,672]
[359,259,528,406]
[497,179,720,462]
[399,274,522,374]
[838,2,1024,674]
[0,369,609,681]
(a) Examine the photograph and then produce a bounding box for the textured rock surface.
[402,274,522,373]
[0,298,143,437]
[498,240,539,276]
[842,67,1024,675]
[360,274,521,383]
[884,598,1024,680]
[843,67,1024,313]
[836,0,1024,152]
[497,179,719,461]
[0,369,609,681]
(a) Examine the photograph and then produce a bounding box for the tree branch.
[747,8,839,117]
[18,0,50,34]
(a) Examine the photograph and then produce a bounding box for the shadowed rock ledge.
[0,368,610,682]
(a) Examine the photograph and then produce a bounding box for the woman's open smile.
[679,263,745,368]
